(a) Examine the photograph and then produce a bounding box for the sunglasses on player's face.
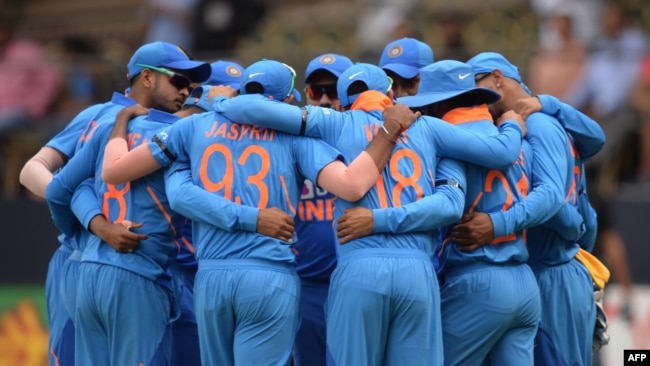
[305,84,338,100]
[137,64,193,92]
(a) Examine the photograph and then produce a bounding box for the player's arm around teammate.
[101,102,420,202]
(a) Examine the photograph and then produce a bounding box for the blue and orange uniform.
[211,71,525,364]
[42,91,134,366]
[153,109,346,366]
[436,106,540,366]
[469,52,598,366]
[47,109,185,365]
[292,180,337,365]
[535,93,605,252]
[470,108,594,365]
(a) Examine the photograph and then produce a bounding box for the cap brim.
[292,88,302,102]
[397,87,500,108]
[165,60,212,83]
[382,63,420,79]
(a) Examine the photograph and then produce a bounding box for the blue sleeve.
[489,114,568,236]
[148,116,194,167]
[537,94,605,160]
[165,162,259,232]
[432,117,523,170]
[213,94,305,135]
[45,125,108,208]
[576,172,598,252]
[542,202,585,241]
[373,158,466,233]
[46,104,105,158]
[45,175,86,238]
[213,94,344,141]
[71,178,103,230]
[294,136,344,184]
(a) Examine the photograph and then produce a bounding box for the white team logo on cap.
[388,45,403,58]
[319,55,335,65]
[226,66,241,76]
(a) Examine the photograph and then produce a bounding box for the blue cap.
[466,52,532,94]
[379,37,434,79]
[240,59,302,102]
[127,42,211,83]
[337,63,392,108]
[305,53,353,83]
[182,85,212,111]
[396,60,501,108]
[205,60,244,89]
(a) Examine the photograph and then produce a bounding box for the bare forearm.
[20,147,66,198]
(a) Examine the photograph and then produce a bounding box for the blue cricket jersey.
[47,109,185,293]
[211,92,525,257]
[537,94,605,252]
[46,92,136,252]
[489,112,576,266]
[293,180,337,282]
[435,106,534,274]
[151,110,343,263]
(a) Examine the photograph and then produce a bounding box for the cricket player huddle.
[20,37,611,366]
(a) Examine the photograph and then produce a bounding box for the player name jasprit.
[205,121,276,141]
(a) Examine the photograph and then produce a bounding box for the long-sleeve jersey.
[213,92,526,258]
[47,109,185,293]
[488,111,575,266]
[293,180,337,282]
[151,109,343,264]
[45,92,135,252]
[538,94,605,252]
[436,106,534,273]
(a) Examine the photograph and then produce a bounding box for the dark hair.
[244,82,264,95]
[347,80,368,97]
[426,92,483,118]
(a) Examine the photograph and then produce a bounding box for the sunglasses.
[282,63,297,99]
[137,63,193,92]
[305,84,338,100]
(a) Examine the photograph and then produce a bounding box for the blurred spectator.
[565,1,648,194]
[530,0,604,50]
[192,0,267,54]
[0,13,61,133]
[58,37,101,106]
[355,0,420,63]
[528,12,588,100]
[433,12,471,62]
[630,54,650,182]
[139,0,199,52]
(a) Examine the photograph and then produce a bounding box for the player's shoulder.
[526,112,564,134]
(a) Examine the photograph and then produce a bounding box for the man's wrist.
[382,118,403,141]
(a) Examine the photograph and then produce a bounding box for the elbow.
[167,194,180,212]
[101,172,114,185]
[18,164,30,188]
[101,168,120,185]
[447,197,465,223]
[337,188,366,202]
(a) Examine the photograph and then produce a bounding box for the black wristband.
[299,107,307,136]
[151,134,176,162]
[435,179,465,194]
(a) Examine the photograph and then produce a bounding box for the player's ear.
[283,94,295,104]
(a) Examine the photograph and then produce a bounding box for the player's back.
[83,110,184,291]
[439,116,533,272]
[332,109,444,256]
[171,111,341,263]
